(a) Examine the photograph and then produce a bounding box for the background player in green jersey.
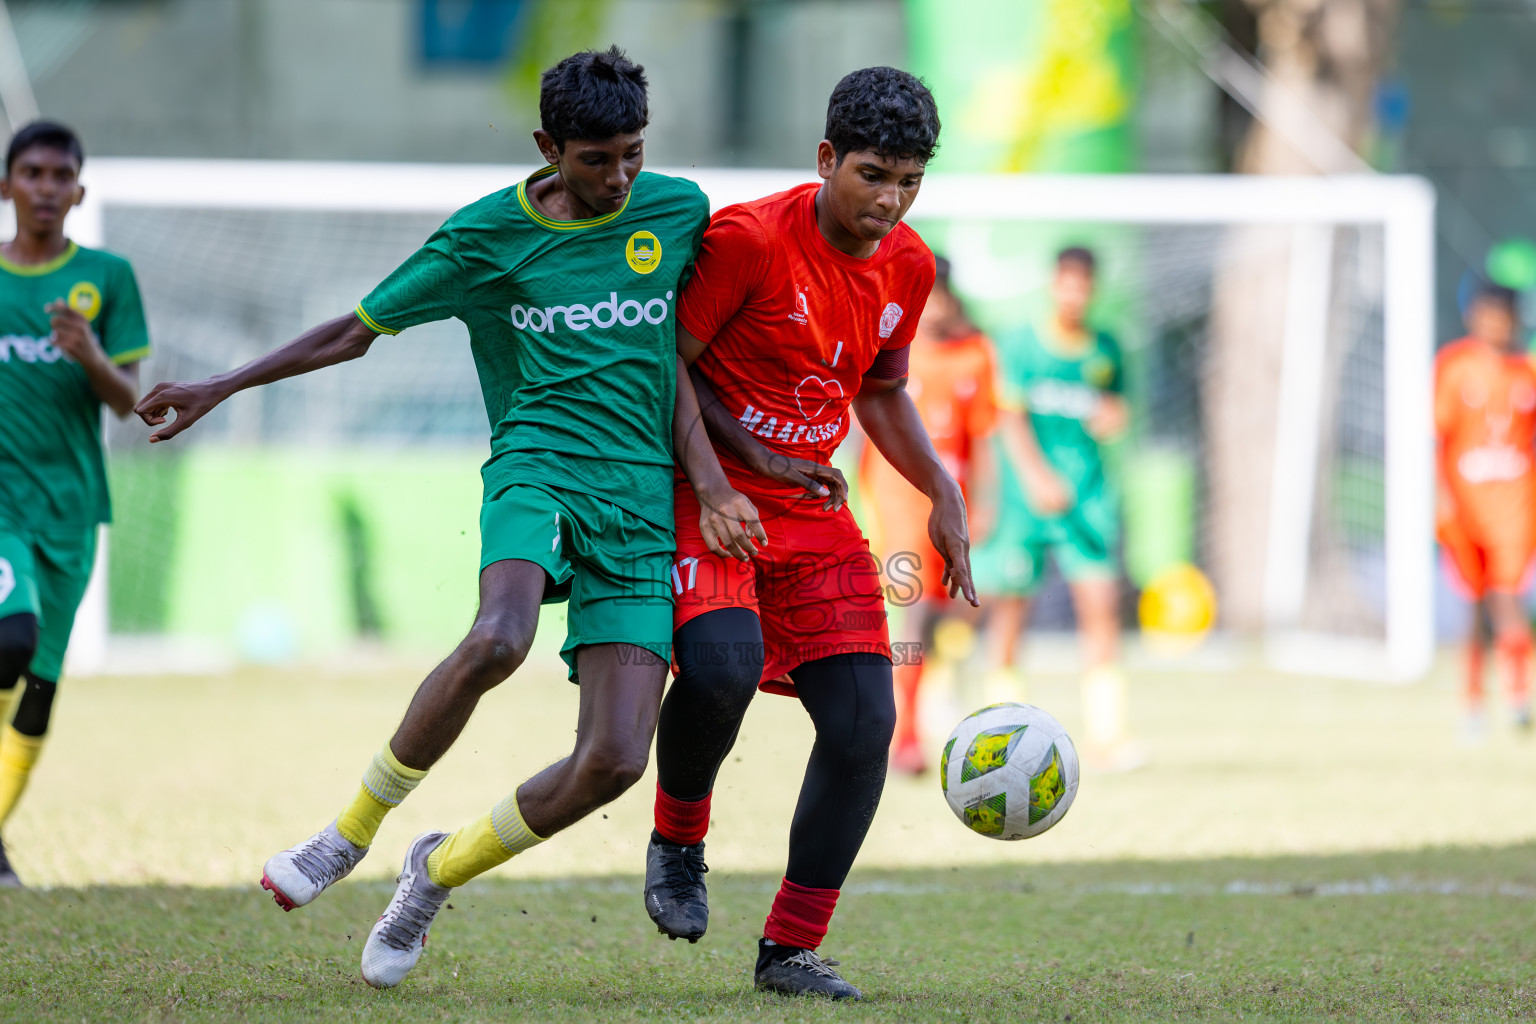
[135,48,763,988]
[973,246,1143,771]
[0,121,150,888]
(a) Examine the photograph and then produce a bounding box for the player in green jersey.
[135,48,763,987]
[973,246,1143,771]
[0,121,150,888]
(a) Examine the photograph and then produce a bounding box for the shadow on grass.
[4,844,1536,1022]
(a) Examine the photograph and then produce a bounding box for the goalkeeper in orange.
[860,256,997,774]
[1435,282,1536,737]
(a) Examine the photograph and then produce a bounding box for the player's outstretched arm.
[135,313,379,442]
[853,376,977,606]
[46,301,139,417]
[674,354,766,561]
[997,409,1073,516]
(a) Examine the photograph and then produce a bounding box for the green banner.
[904,0,1136,174]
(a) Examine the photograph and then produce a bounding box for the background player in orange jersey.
[859,255,997,775]
[1435,282,1536,738]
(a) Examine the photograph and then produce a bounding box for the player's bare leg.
[1072,577,1119,669]
[514,644,667,835]
[1071,578,1142,771]
[1462,601,1489,743]
[386,560,547,768]
[984,596,1030,703]
[262,559,546,910]
[362,642,666,987]
[1486,592,1532,732]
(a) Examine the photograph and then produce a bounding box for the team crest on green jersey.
[1084,354,1114,387]
[626,230,662,274]
[68,281,101,321]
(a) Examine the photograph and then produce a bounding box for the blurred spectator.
[974,247,1142,772]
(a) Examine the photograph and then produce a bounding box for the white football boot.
[261,821,368,911]
[361,831,451,989]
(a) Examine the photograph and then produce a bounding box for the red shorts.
[672,480,890,696]
[1438,516,1536,598]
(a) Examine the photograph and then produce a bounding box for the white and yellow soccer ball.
[940,703,1080,841]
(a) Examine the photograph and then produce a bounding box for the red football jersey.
[677,183,936,496]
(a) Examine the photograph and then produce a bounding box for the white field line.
[319,875,1536,900]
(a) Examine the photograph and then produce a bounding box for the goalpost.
[57,161,1435,682]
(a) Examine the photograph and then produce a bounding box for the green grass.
[7,848,1536,1022]
[5,656,1536,1019]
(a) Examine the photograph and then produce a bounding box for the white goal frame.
[56,161,1435,682]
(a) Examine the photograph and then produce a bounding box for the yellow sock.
[1082,665,1129,747]
[427,791,545,888]
[0,725,46,827]
[335,743,428,849]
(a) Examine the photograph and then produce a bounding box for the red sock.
[763,878,839,950]
[1497,631,1532,708]
[654,783,711,845]
[1465,641,1485,708]
[893,662,921,749]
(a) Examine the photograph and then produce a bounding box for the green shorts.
[0,523,97,681]
[480,484,674,681]
[972,490,1118,597]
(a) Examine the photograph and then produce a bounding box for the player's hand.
[1087,396,1130,442]
[697,484,768,561]
[928,482,978,606]
[46,301,102,364]
[757,452,848,511]
[135,379,228,442]
[1024,467,1074,516]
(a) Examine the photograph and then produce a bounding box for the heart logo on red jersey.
[795,375,845,421]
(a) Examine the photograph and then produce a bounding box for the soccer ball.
[940,703,1080,841]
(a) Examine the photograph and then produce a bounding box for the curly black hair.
[6,120,82,176]
[539,46,649,150]
[824,66,940,165]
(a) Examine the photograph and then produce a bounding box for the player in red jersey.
[642,68,973,1000]
[1435,283,1536,738]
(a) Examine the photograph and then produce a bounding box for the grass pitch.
[4,653,1536,1020]
[6,848,1536,1022]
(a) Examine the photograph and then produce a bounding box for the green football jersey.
[357,167,709,527]
[0,242,150,530]
[996,318,1123,489]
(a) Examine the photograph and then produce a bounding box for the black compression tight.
[782,652,896,890]
[0,613,36,693]
[656,608,763,801]
[655,608,896,890]
[0,613,51,737]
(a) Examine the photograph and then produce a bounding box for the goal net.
[60,162,1434,681]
